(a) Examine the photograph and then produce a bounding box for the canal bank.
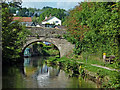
[45,56,118,88]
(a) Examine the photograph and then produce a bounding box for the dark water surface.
[2,56,101,88]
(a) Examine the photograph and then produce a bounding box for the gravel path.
[91,64,117,71]
[77,61,119,71]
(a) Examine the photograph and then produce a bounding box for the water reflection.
[23,57,100,88]
[2,56,100,88]
[24,57,61,77]
[23,57,62,88]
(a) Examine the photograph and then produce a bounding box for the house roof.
[42,16,54,22]
[42,16,60,22]
[12,17,32,22]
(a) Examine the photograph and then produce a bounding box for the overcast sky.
[21,0,83,11]
[22,0,82,2]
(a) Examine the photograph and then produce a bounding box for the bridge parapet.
[26,26,67,38]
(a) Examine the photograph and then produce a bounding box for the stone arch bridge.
[22,27,74,57]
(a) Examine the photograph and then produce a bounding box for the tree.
[64,2,120,88]
[65,2,120,57]
[2,2,30,63]
[17,7,29,17]
[38,8,67,24]
[42,6,53,9]
[32,16,39,25]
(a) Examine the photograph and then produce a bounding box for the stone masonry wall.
[23,27,74,57]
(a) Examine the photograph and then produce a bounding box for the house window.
[55,21,59,23]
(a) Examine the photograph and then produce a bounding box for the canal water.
[2,56,100,88]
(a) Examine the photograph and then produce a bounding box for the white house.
[42,16,61,25]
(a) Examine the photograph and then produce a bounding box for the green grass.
[77,58,116,69]
[73,53,117,69]
[84,64,117,78]
[46,56,117,78]
[75,52,117,69]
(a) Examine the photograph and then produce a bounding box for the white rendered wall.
[42,17,61,25]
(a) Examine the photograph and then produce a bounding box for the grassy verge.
[72,53,117,69]
[84,64,117,77]
[46,56,119,88]
[46,56,117,78]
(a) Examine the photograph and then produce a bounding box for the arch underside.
[22,37,74,57]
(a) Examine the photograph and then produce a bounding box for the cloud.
[21,1,82,10]
[56,2,80,10]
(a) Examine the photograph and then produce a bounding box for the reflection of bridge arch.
[22,37,74,57]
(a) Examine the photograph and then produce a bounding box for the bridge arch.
[22,37,74,57]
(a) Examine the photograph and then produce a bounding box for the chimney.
[45,16,47,20]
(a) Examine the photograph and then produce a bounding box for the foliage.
[17,7,29,17]
[9,7,18,14]
[2,2,30,62]
[65,2,120,60]
[64,2,120,88]
[9,7,39,17]
[42,6,53,9]
[108,72,120,88]
[31,42,59,56]
[38,8,67,24]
